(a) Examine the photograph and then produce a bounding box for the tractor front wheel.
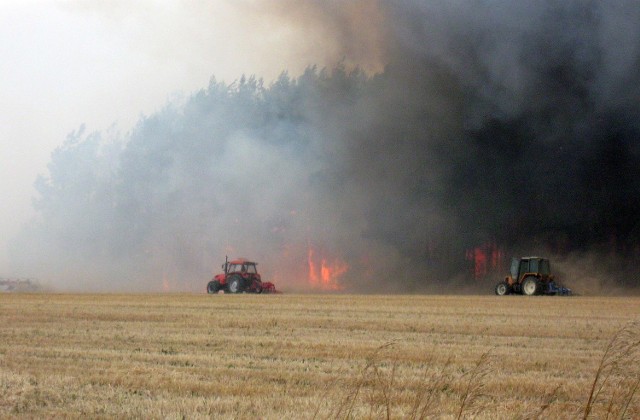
[207,280,220,294]
[494,282,509,296]
[227,276,243,294]
[522,277,539,296]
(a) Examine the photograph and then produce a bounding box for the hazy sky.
[0,1,337,274]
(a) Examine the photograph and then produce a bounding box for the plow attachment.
[545,281,572,296]
[260,282,279,294]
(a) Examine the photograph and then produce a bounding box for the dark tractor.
[494,257,571,296]
[207,257,276,294]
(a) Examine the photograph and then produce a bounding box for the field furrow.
[1,294,639,418]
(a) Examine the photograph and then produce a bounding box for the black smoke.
[10,1,640,291]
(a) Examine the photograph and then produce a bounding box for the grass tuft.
[456,349,493,419]
[583,319,640,419]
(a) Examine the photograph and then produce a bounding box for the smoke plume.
[10,1,640,292]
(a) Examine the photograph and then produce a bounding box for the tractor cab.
[510,257,550,283]
[224,261,258,275]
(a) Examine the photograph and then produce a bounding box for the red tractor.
[207,257,276,294]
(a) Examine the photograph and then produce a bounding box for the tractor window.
[519,260,530,278]
[228,264,239,273]
[540,259,550,275]
[510,258,519,279]
[529,259,539,273]
[245,264,257,274]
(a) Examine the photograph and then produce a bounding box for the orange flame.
[308,246,319,286]
[466,242,504,279]
[307,243,348,290]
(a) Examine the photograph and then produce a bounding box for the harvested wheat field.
[0,293,639,419]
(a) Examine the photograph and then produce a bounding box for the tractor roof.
[229,258,257,265]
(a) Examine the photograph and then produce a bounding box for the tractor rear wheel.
[495,282,509,296]
[207,280,220,294]
[522,277,539,296]
[227,275,243,294]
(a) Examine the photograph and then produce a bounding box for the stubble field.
[1,293,639,419]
